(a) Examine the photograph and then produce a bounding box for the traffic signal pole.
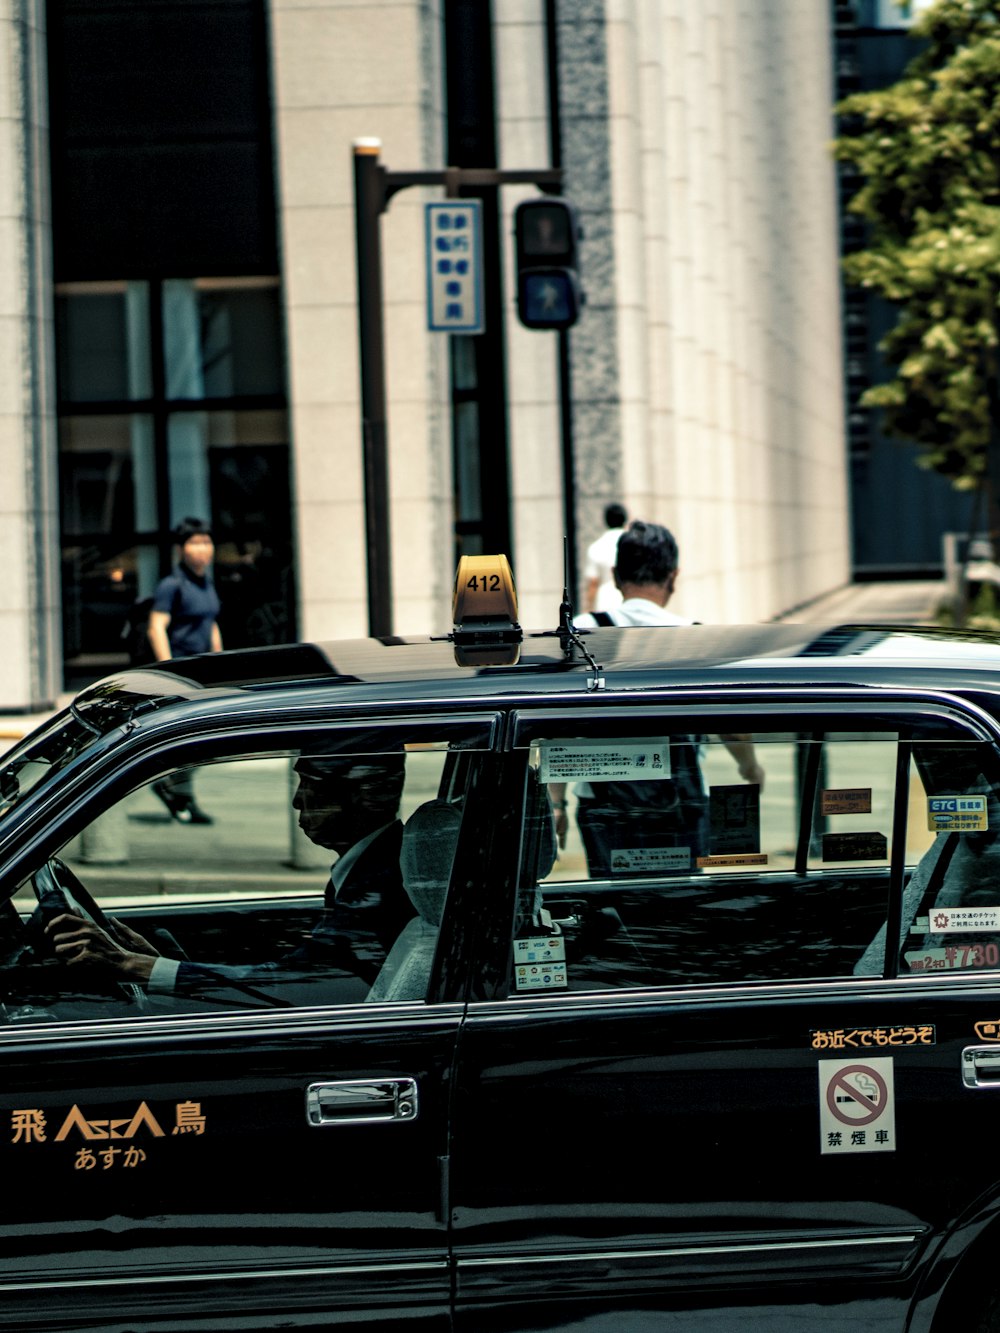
[352,140,393,640]
[351,138,561,636]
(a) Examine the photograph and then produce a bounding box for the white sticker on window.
[926,907,1000,933]
[514,962,568,991]
[514,936,566,965]
[609,847,691,872]
[538,743,670,783]
[514,933,567,990]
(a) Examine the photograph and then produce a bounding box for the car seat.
[365,798,462,1003]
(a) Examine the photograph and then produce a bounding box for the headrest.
[401,799,462,925]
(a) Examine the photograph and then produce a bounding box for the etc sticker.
[538,743,669,783]
[821,788,872,816]
[818,1058,895,1155]
[514,935,568,991]
[927,795,988,832]
[610,847,691,873]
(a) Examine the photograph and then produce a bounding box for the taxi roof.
[87,621,1000,704]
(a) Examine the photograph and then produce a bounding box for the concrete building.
[0,0,848,710]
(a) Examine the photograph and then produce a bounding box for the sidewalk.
[0,581,948,753]
[771,579,945,628]
[0,695,74,750]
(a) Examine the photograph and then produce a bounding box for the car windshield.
[0,688,149,818]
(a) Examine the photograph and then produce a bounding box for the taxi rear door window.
[513,728,907,992]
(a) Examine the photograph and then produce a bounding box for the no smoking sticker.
[818,1057,895,1154]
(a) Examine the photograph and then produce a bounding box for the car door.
[0,712,499,1332]
[450,697,1000,1332]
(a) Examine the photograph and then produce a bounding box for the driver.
[44,755,413,1000]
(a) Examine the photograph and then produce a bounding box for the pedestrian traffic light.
[514,197,583,330]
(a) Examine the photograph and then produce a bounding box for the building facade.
[0,0,849,709]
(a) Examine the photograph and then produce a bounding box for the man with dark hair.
[558,519,763,875]
[583,502,629,613]
[149,517,223,824]
[576,520,686,628]
[47,754,413,1003]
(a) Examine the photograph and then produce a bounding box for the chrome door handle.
[962,1047,1000,1089]
[306,1078,419,1126]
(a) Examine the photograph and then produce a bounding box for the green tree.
[834,0,1000,512]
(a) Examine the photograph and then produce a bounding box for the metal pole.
[544,0,578,601]
[353,138,393,636]
[351,145,562,635]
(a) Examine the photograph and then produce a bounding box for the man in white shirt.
[575,519,690,630]
[583,502,627,613]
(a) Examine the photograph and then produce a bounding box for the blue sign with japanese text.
[426,201,485,334]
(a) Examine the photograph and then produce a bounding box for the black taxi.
[5,580,1000,1330]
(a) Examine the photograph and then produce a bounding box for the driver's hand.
[45,912,156,983]
[108,918,159,957]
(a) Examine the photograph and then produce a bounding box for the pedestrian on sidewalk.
[149,517,222,825]
[583,502,628,613]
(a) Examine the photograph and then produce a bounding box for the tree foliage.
[834,0,1000,490]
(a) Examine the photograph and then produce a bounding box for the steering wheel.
[32,856,120,938]
[18,857,148,1008]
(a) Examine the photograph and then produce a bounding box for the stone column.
[0,0,61,709]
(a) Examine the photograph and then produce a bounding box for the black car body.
[3,621,1000,1330]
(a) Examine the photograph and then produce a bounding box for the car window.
[1,731,482,1022]
[0,708,110,819]
[897,739,1000,978]
[512,724,990,994]
[0,688,187,820]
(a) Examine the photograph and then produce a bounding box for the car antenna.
[558,534,574,636]
[558,535,605,691]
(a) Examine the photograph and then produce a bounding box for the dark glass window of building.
[56,280,295,686]
[47,0,278,280]
[47,2,295,687]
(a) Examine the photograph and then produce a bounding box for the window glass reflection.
[454,401,482,526]
[61,541,159,680]
[58,415,156,534]
[55,282,152,403]
[163,278,283,399]
[166,409,294,650]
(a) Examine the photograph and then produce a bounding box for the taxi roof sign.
[453,555,519,629]
[452,555,521,666]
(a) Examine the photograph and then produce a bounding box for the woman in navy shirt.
[149,517,222,823]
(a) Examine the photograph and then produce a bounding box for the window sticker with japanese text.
[927,795,988,832]
[538,743,671,784]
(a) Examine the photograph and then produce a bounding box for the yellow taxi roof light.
[452,555,520,631]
